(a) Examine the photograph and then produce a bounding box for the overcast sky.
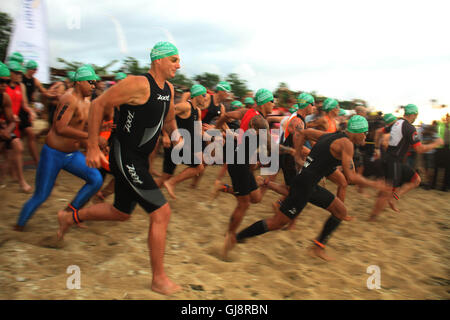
[3,0,450,121]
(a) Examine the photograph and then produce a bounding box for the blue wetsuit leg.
[17,144,64,227]
[63,151,103,209]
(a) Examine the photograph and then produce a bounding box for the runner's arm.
[20,83,34,118]
[341,140,383,188]
[215,108,248,130]
[174,101,190,116]
[35,78,56,98]
[1,94,17,135]
[163,82,181,144]
[87,75,147,149]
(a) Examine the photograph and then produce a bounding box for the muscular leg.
[256,175,289,196]
[190,163,206,188]
[394,173,421,198]
[258,172,279,197]
[223,195,250,257]
[148,203,181,295]
[309,198,351,261]
[369,189,393,221]
[23,127,39,165]
[233,201,292,249]
[63,151,104,209]
[211,164,228,198]
[58,202,130,239]
[164,164,204,199]
[249,187,262,204]
[10,138,31,193]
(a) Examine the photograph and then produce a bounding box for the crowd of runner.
[1,43,449,295]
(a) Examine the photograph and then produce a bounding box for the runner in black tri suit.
[230,116,390,261]
[370,104,443,221]
[157,84,206,199]
[57,42,183,296]
[215,88,275,258]
[188,81,232,188]
[21,60,57,165]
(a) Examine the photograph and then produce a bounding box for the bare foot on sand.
[222,232,237,259]
[13,225,24,232]
[151,276,182,295]
[57,210,74,240]
[163,180,177,199]
[388,200,400,213]
[20,181,32,193]
[368,214,378,222]
[308,246,335,261]
[211,180,223,200]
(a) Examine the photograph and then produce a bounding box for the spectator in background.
[432,114,450,191]
[419,121,439,189]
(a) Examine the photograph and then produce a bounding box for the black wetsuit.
[21,77,35,131]
[225,109,264,196]
[202,96,222,125]
[110,73,170,214]
[280,132,347,219]
[163,101,201,175]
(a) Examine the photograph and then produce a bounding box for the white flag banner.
[7,0,50,84]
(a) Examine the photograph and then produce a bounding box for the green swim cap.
[289,104,299,114]
[297,92,315,109]
[244,97,255,105]
[0,62,11,77]
[150,41,179,62]
[25,60,38,70]
[255,88,274,106]
[347,115,369,134]
[216,81,231,92]
[7,61,25,73]
[75,66,98,82]
[383,113,397,124]
[323,98,339,112]
[230,100,244,110]
[338,108,347,116]
[8,52,24,64]
[190,84,207,98]
[67,71,76,82]
[115,72,127,81]
[404,104,418,115]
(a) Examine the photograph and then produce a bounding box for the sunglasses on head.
[0,79,11,85]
